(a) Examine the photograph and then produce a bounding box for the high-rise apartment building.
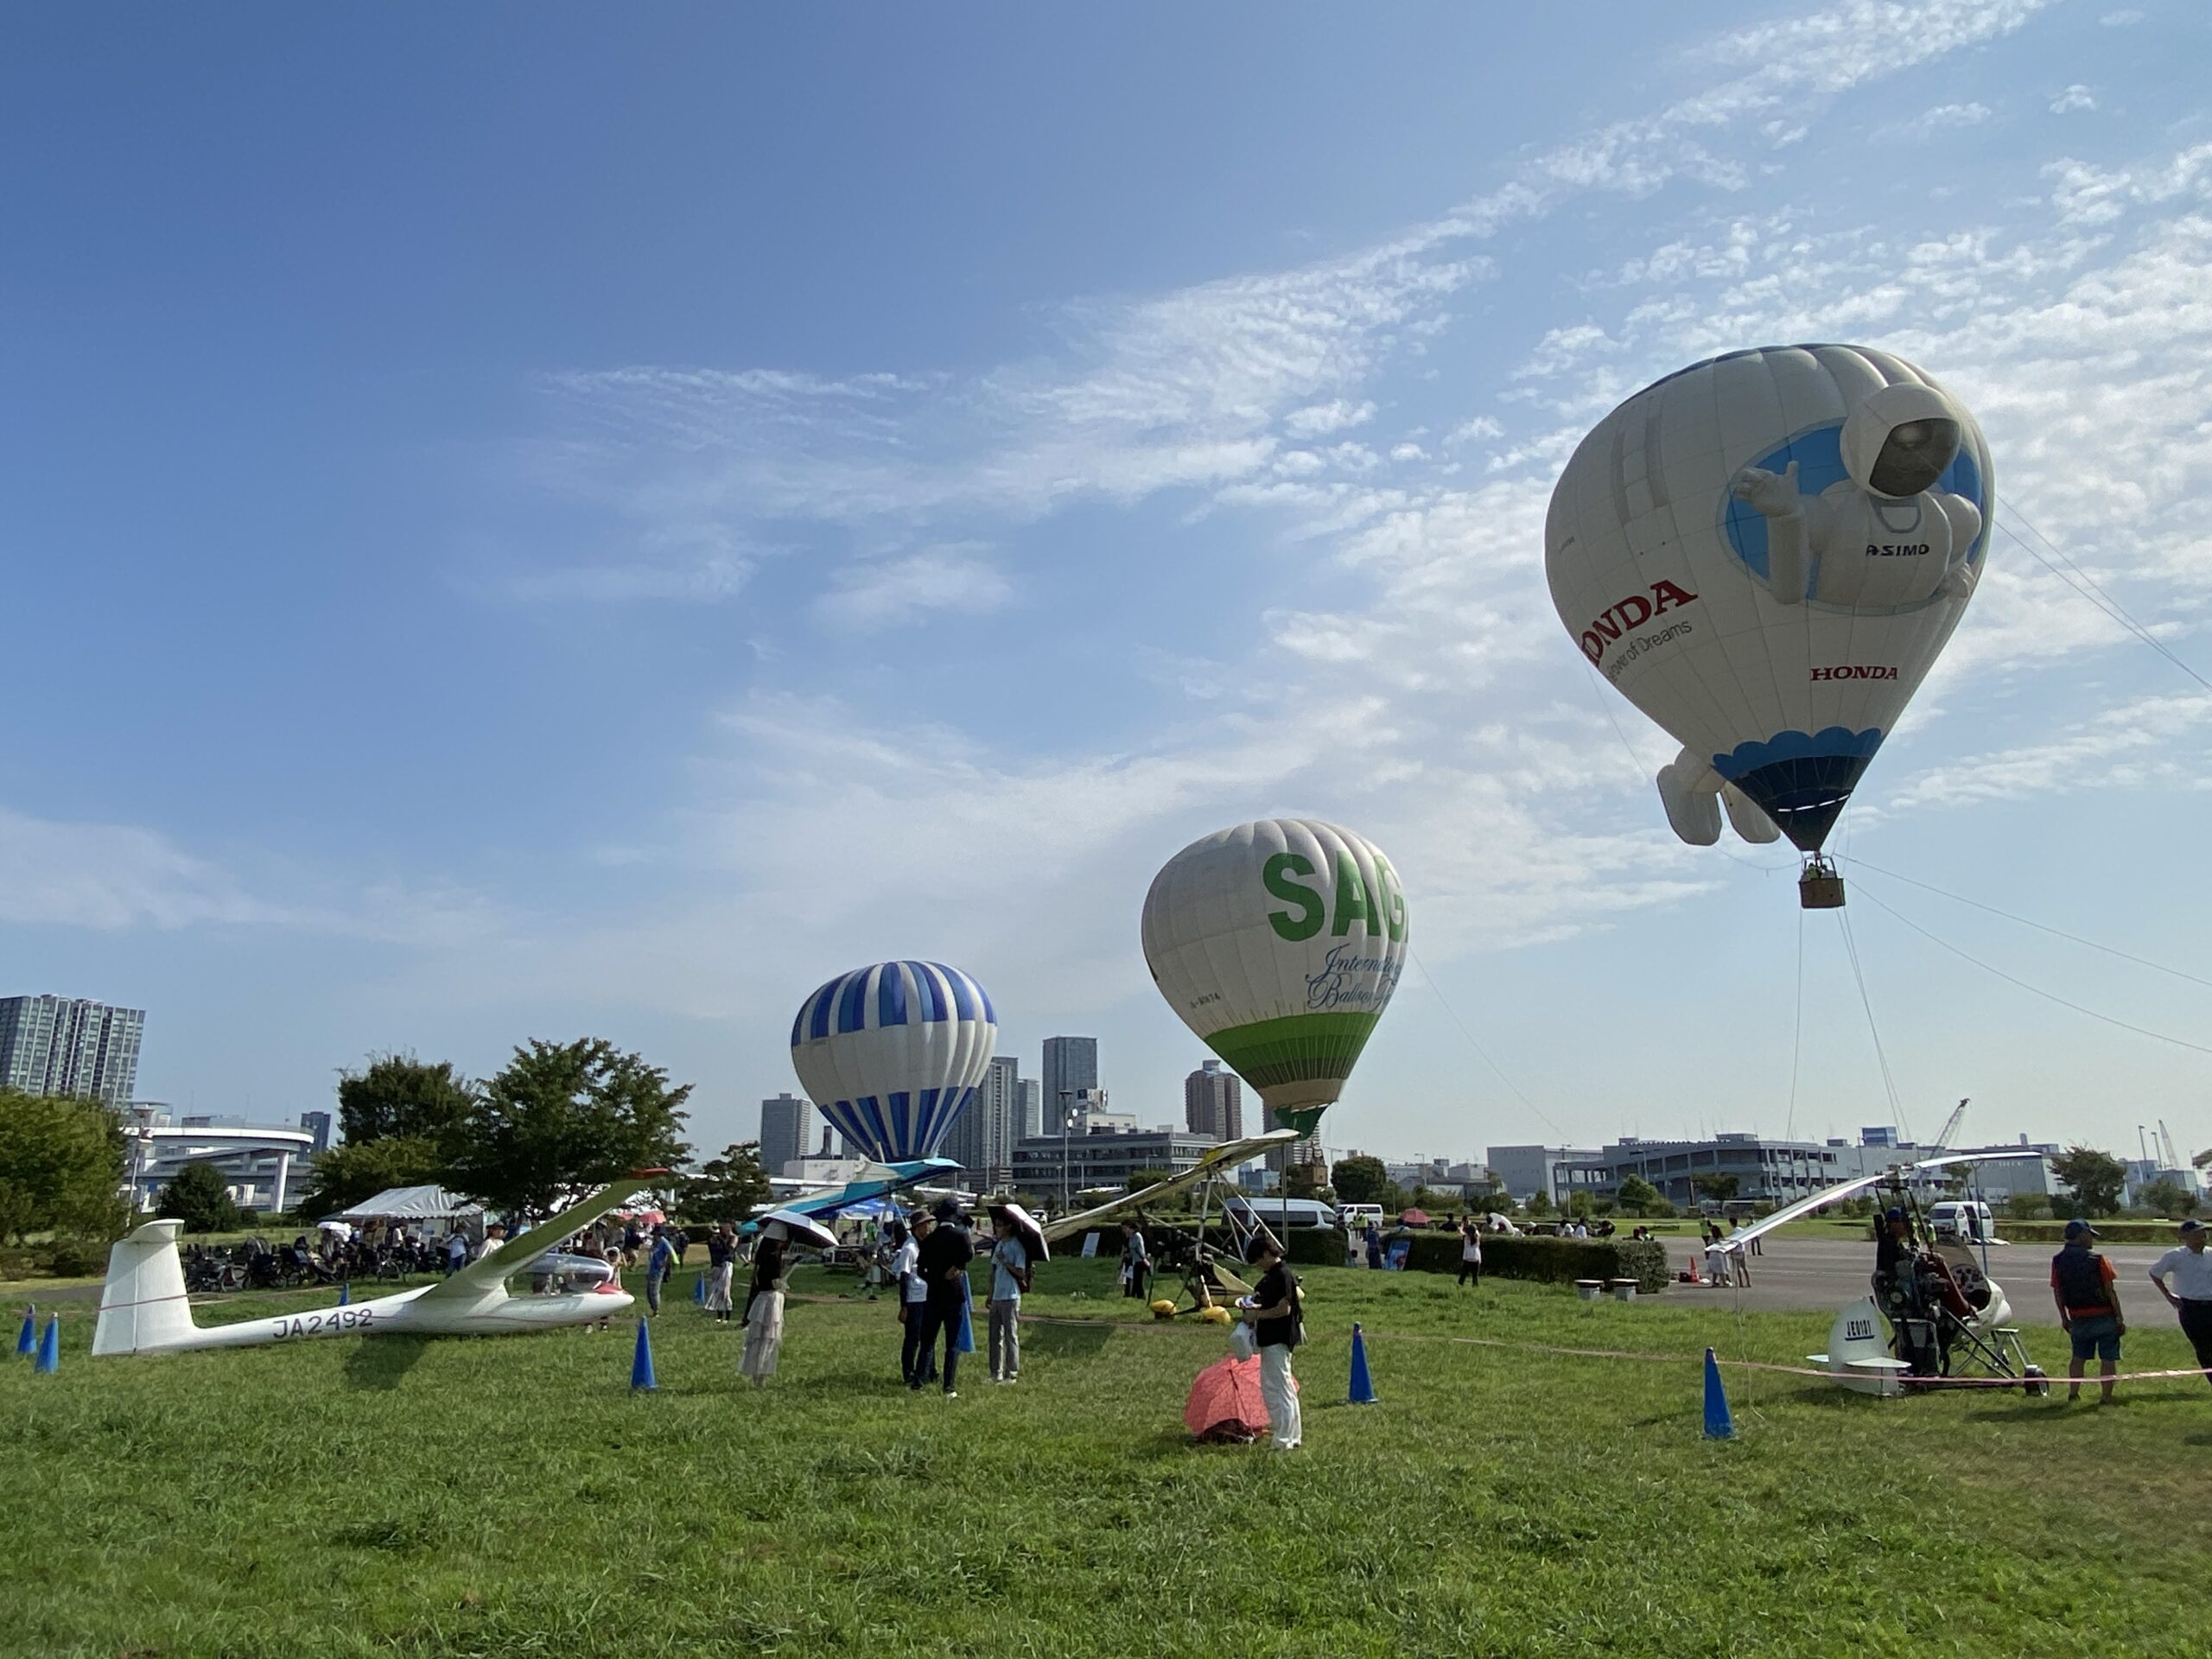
[944,1056,1023,1187]
[759,1091,810,1178]
[1020,1077,1041,1141]
[0,995,145,1107]
[1184,1058,1243,1141]
[300,1111,333,1153]
[1040,1036,1098,1121]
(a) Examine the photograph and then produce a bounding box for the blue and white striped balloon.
[789,961,999,1163]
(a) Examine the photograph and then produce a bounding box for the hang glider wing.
[413,1169,671,1306]
[768,1159,960,1224]
[1720,1147,2043,1254]
[1041,1130,1297,1243]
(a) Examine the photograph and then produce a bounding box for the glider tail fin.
[92,1219,198,1356]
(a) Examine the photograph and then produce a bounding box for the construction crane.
[1930,1098,1970,1152]
[2159,1119,2184,1171]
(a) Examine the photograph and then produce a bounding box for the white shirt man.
[2148,1219,2212,1391]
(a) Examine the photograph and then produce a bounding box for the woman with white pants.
[1241,1236,1303,1452]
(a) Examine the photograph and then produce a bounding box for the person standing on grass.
[644,1225,677,1316]
[1363,1220,1383,1271]
[1458,1217,1483,1287]
[893,1214,938,1387]
[2052,1218,2126,1404]
[443,1228,468,1278]
[913,1199,973,1397]
[1121,1218,1151,1300]
[2147,1217,2212,1391]
[704,1222,737,1324]
[1241,1236,1303,1452]
[476,1222,506,1262]
[987,1209,1032,1384]
[739,1223,790,1385]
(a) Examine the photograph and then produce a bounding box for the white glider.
[92,1171,667,1357]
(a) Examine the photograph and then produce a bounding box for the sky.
[4,1,2210,1168]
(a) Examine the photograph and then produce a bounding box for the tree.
[156,1160,241,1233]
[2004,1192,2048,1223]
[1615,1174,1662,1217]
[0,1090,127,1244]
[296,1135,444,1219]
[1567,1189,1595,1220]
[1123,1166,1175,1192]
[2050,1146,2127,1218]
[336,1053,475,1147]
[1691,1173,1740,1206]
[679,1142,772,1224]
[442,1038,691,1221]
[2137,1176,2197,1218]
[1332,1155,1395,1208]
[1525,1190,1554,1217]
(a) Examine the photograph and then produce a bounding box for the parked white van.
[1927,1200,1996,1243]
[1338,1203,1385,1231]
[1226,1197,1342,1230]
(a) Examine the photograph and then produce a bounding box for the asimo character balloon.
[790,961,997,1163]
[1141,819,1406,1136]
[1545,344,1993,905]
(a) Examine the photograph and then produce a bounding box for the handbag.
[1230,1320,1257,1362]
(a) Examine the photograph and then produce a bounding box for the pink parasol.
[1184,1355,1271,1443]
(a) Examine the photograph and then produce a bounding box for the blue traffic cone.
[337,1281,350,1306]
[692,1271,705,1306]
[1702,1346,1733,1440]
[630,1319,658,1391]
[1348,1321,1378,1404]
[35,1315,60,1375]
[15,1306,34,1357]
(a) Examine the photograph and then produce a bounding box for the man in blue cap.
[2051,1219,2125,1404]
[2147,1217,2212,1391]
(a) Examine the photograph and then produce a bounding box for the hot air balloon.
[1141,819,1406,1137]
[790,961,997,1163]
[1545,344,1993,906]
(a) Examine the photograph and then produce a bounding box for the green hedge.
[1999,1221,2190,1246]
[1393,1230,1670,1294]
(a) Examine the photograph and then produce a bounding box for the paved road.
[1661,1236,2174,1326]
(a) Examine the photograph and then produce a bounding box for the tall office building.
[0,995,145,1107]
[759,1091,810,1178]
[1020,1077,1041,1141]
[1040,1036,1098,1121]
[300,1111,334,1154]
[1184,1058,1243,1141]
[944,1056,1023,1187]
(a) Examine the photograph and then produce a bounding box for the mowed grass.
[6,1258,2211,1658]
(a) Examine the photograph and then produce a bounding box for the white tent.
[331,1185,484,1224]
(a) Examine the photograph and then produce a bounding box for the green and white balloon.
[1141,818,1407,1135]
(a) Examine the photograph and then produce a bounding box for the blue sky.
[6,1,2210,1166]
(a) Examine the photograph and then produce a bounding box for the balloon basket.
[1798,857,1846,910]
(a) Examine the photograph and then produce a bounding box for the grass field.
[7,1257,2210,1658]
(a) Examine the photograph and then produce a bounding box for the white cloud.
[1444,415,1503,448]
[1284,399,1376,437]
[2050,84,2099,114]
[817,547,1014,631]
[2098,9,2142,24]
[1881,101,1993,141]
[497,555,753,604]
[1883,693,2212,810]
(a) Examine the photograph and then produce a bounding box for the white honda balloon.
[1545,343,1993,905]
[1141,819,1406,1136]
[789,961,997,1163]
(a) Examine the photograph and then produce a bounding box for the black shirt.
[917,1224,974,1305]
[707,1235,734,1268]
[747,1238,785,1300]
[1254,1264,1300,1350]
[1874,1230,1910,1279]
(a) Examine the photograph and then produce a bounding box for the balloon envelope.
[1546,343,1993,851]
[789,961,997,1163]
[1141,819,1406,1133]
